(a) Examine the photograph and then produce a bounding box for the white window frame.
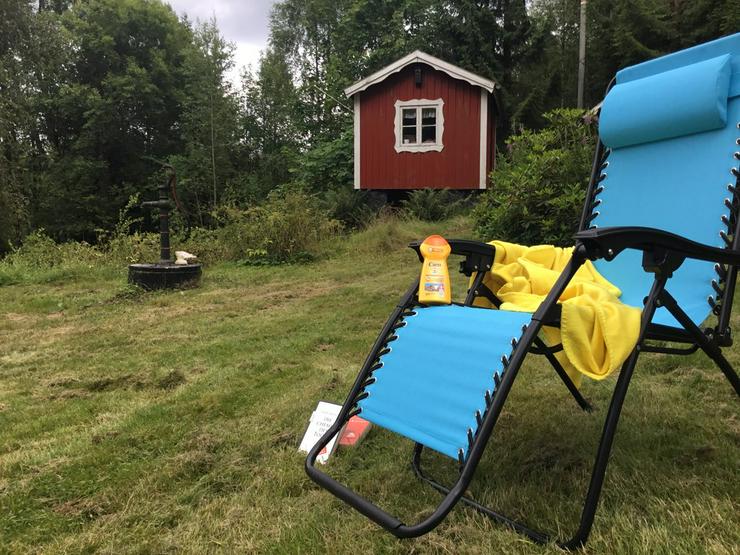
[393,98,444,153]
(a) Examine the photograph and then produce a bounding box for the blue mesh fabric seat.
[307,34,740,548]
[359,305,532,459]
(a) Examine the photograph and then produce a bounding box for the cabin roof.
[344,50,497,97]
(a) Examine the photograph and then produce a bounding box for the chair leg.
[658,290,740,398]
[707,347,740,397]
[411,442,551,544]
[533,337,592,412]
[696,338,740,397]
[408,275,670,548]
[562,339,644,548]
[410,340,643,549]
[562,275,670,547]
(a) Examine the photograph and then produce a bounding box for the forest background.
[1,0,738,254]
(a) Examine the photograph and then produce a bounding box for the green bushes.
[321,187,383,230]
[0,190,341,283]
[2,230,112,268]
[401,189,469,221]
[97,194,160,265]
[110,189,341,266]
[473,109,596,246]
[208,190,341,264]
[0,230,109,285]
[105,232,161,265]
[0,182,29,255]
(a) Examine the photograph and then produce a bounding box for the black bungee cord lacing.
[708,123,740,317]
[587,147,611,229]
[457,323,529,467]
[349,307,419,417]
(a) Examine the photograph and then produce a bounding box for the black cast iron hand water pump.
[127,166,201,289]
[140,166,176,264]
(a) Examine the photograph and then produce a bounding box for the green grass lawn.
[1,217,738,554]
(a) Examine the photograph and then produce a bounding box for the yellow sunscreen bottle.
[418,235,452,304]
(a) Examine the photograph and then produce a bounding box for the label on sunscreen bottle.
[418,235,452,304]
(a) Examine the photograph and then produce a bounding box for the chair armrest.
[408,239,495,275]
[574,226,740,266]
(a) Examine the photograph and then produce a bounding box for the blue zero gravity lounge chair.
[306,34,740,548]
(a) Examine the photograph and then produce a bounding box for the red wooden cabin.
[345,51,498,191]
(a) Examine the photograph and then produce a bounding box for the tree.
[240,47,301,199]
[175,18,240,224]
[0,0,35,251]
[532,0,738,109]
[1,0,246,244]
[15,0,194,240]
[270,0,354,142]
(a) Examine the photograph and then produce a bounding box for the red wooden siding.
[359,65,486,190]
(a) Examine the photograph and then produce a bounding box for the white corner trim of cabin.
[479,89,488,189]
[354,95,361,189]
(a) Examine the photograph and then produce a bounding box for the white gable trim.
[344,50,496,98]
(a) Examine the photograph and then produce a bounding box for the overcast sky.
[166,0,277,85]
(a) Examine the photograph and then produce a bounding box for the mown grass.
[0,216,738,554]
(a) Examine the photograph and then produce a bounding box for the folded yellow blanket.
[472,241,642,385]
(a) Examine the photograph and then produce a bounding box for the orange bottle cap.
[423,235,449,247]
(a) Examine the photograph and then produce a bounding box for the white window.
[394,98,444,153]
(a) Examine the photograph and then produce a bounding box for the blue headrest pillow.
[599,54,732,149]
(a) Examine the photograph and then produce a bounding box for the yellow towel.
[472,241,642,385]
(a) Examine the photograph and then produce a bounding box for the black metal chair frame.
[305,136,740,548]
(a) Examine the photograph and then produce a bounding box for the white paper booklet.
[298,401,343,464]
